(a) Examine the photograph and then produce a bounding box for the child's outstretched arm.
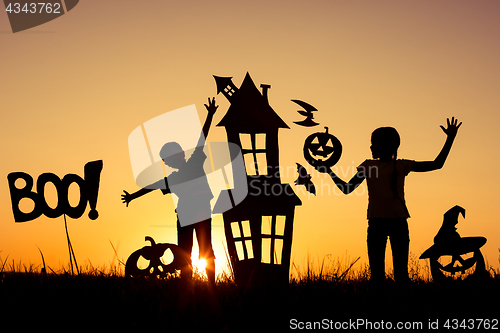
[412,117,462,172]
[315,165,365,194]
[121,188,153,207]
[197,97,218,147]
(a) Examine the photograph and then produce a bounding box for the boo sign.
[7,160,103,222]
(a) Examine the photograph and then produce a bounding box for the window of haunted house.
[229,215,287,264]
[239,133,267,176]
[224,85,236,97]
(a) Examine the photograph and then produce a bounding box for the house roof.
[213,76,234,95]
[217,73,289,132]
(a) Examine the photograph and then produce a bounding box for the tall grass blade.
[0,254,9,273]
[338,256,360,282]
[109,240,125,267]
[64,214,79,275]
[37,246,47,278]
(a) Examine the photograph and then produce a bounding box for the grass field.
[0,254,499,332]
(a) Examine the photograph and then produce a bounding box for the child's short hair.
[159,142,184,160]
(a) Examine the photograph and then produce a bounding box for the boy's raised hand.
[204,97,218,115]
[440,117,462,139]
[121,190,132,207]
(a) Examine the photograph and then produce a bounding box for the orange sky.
[1,0,499,276]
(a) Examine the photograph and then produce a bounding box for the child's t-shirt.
[150,146,213,226]
[357,159,414,219]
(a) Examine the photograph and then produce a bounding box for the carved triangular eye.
[326,139,333,147]
[311,137,320,144]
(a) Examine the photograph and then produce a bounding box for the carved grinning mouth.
[438,252,478,274]
[308,148,334,161]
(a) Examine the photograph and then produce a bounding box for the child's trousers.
[367,218,410,283]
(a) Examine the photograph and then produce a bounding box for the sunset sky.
[1,0,499,276]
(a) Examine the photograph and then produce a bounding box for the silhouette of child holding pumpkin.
[122,98,219,284]
[316,117,462,284]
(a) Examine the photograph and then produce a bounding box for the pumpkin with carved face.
[420,206,487,282]
[424,241,486,281]
[125,236,190,278]
[303,127,342,168]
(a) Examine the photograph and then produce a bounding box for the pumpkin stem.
[145,236,156,246]
[324,126,329,133]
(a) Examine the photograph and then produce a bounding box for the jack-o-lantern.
[303,127,342,168]
[125,236,190,278]
[420,206,488,282]
[426,246,486,281]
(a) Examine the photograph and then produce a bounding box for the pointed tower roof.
[213,76,235,94]
[216,73,289,132]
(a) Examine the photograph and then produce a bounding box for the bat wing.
[295,163,308,177]
[294,163,316,195]
[305,180,316,195]
[291,99,318,112]
[297,111,312,117]
[294,118,319,127]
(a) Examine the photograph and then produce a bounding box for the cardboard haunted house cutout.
[213,73,302,286]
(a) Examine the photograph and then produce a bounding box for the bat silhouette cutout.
[294,163,316,195]
[292,100,319,127]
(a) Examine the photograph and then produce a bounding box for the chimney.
[260,84,271,103]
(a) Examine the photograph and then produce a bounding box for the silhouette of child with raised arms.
[121,98,219,284]
[316,117,462,284]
